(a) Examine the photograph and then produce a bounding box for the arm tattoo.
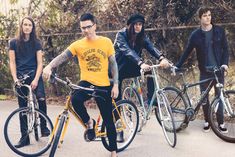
[109,55,119,84]
[49,49,73,68]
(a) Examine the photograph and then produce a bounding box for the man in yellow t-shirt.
[43,13,118,157]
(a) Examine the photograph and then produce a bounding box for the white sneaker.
[203,122,211,133]
[218,123,228,134]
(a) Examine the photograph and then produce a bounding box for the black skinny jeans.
[200,71,224,124]
[71,81,117,151]
[17,76,47,137]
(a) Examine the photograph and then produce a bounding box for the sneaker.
[203,122,211,133]
[116,131,124,143]
[86,119,96,141]
[41,127,51,137]
[115,119,124,142]
[15,136,30,148]
[218,124,228,134]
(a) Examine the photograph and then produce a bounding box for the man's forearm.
[109,55,119,84]
[49,49,73,68]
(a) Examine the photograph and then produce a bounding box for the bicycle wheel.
[4,107,53,157]
[101,100,139,152]
[209,90,235,143]
[49,115,66,157]
[122,86,144,131]
[156,93,177,147]
[161,86,187,131]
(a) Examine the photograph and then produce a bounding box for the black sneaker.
[86,119,96,141]
[41,127,51,137]
[15,136,30,148]
[203,122,210,133]
[218,124,228,134]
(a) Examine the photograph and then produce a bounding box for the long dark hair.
[16,17,38,53]
[127,23,145,49]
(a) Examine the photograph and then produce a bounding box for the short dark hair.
[80,13,96,23]
[198,6,212,18]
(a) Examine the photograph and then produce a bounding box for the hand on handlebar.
[159,58,172,69]
[43,65,52,80]
[14,79,22,88]
[140,63,151,72]
[221,65,228,72]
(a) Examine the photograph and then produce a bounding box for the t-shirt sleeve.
[107,38,115,57]
[35,40,42,52]
[67,41,78,56]
[9,39,16,51]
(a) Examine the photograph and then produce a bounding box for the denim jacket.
[176,25,229,72]
[114,28,163,71]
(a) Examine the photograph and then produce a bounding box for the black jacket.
[114,28,162,72]
[176,25,229,72]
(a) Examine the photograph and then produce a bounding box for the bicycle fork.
[215,91,235,117]
[50,112,70,147]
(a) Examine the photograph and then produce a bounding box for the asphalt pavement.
[0,100,234,157]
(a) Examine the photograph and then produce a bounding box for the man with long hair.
[9,17,50,148]
[176,7,229,133]
[114,13,171,102]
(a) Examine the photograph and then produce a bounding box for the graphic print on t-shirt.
[86,54,102,72]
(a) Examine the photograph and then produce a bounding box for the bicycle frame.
[175,68,231,121]
[17,83,39,133]
[128,65,167,120]
[50,86,127,147]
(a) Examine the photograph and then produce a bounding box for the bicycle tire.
[156,86,188,132]
[4,107,53,157]
[34,112,40,141]
[209,90,235,143]
[122,86,144,131]
[101,100,139,152]
[49,115,66,157]
[156,93,177,147]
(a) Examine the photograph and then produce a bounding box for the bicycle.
[122,64,177,147]
[164,66,235,143]
[48,74,139,157]
[4,71,53,157]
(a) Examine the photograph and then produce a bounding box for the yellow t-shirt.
[68,36,114,86]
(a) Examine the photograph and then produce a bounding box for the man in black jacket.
[114,13,171,102]
[176,7,229,133]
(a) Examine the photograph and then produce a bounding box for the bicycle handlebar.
[14,70,35,88]
[49,74,107,94]
[140,64,174,82]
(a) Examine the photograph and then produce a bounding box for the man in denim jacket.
[176,7,229,133]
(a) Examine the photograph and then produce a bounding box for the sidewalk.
[0,100,234,157]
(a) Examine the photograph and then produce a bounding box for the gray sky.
[0,0,30,15]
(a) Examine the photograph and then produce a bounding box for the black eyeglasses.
[80,23,95,30]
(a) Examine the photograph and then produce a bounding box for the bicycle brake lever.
[140,69,145,82]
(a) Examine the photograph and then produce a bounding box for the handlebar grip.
[49,71,56,84]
